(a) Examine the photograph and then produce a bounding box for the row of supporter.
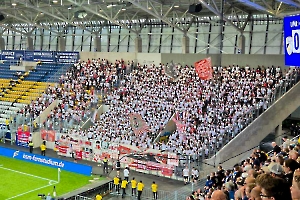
[186,136,300,200]
[15,58,300,158]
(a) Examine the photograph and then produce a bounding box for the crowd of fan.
[185,136,300,200]
[163,65,299,158]
[16,57,131,129]
[14,57,300,158]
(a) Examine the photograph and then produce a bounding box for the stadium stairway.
[205,81,300,168]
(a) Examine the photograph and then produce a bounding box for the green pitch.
[0,155,102,200]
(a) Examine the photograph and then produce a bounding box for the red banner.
[194,57,213,80]
[16,126,30,147]
[41,129,56,142]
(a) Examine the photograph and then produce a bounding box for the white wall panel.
[223,26,238,54]
[127,34,135,52]
[82,35,91,52]
[140,27,149,53]
[101,28,108,52]
[161,27,172,53]
[149,26,161,53]
[42,30,50,50]
[119,29,130,52]
[195,24,210,54]
[209,26,221,54]
[251,24,267,54]
[265,24,283,54]
[109,28,119,52]
[14,33,21,49]
[188,26,197,54]
[49,36,57,51]
[34,29,41,50]
[243,23,251,54]
[172,29,183,53]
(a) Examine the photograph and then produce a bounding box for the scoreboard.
[284,15,300,66]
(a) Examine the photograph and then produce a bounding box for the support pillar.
[26,37,34,50]
[0,37,5,50]
[275,123,283,146]
[135,36,142,53]
[58,37,66,51]
[182,36,190,54]
[93,35,101,52]
[238,35,245,54]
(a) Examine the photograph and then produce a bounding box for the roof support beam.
[126,0,225,52]
[0,10,60,35]
[275,0,300,8]
[68,0,138,34]
[0,24,28,35]
[198,0,243,33]
[235,0,276,15]
[17,0,93,34]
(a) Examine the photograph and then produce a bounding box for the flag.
[172,112,186,133]
[194,57,213,80]
[129,113,150,136]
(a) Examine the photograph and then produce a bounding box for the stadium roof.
[0,0,299,35]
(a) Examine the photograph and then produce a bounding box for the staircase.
[205,81,300,167]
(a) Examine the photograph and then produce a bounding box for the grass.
[0,155,103,200]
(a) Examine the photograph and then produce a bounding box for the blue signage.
[0,50,79,63]
[284,15,300,66]
[33,51,55,62]
[56,51,79,63]
[0,146,92,176]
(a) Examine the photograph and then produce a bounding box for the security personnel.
[29,141,34,153]
[113,175,120,194]
[151,181,158,199]
[131,177,137,196]
[95,193,102,200]
[103,157,108,174]
[137,180,144,200]
[40,141,46,156]
[121,178,128,198]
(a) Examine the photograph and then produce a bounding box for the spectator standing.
[151,181,158,200]
[137,180,144,200]
[116,160,121,176]
[291,169,300,200]
[123,167,129,181]
[183,166,190,185]
[131,177,137,196]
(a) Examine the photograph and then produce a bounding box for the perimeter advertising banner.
[284,15,300,66]
[0,146,92,176]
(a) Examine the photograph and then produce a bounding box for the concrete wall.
[33,99,60,125]
[79,52,286,68]
[79,52,136,63]
[291,107,300,120]
[205,81,300,168]
[161,53,285,67]
[136,53,162,66]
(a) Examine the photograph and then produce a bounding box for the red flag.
[194,57,213,80]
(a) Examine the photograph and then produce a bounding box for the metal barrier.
[74,195,93,200]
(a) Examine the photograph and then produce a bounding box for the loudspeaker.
[0,14,5,21]
[188,4,202,13]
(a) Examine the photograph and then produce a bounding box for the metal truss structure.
[0,0,298,36]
